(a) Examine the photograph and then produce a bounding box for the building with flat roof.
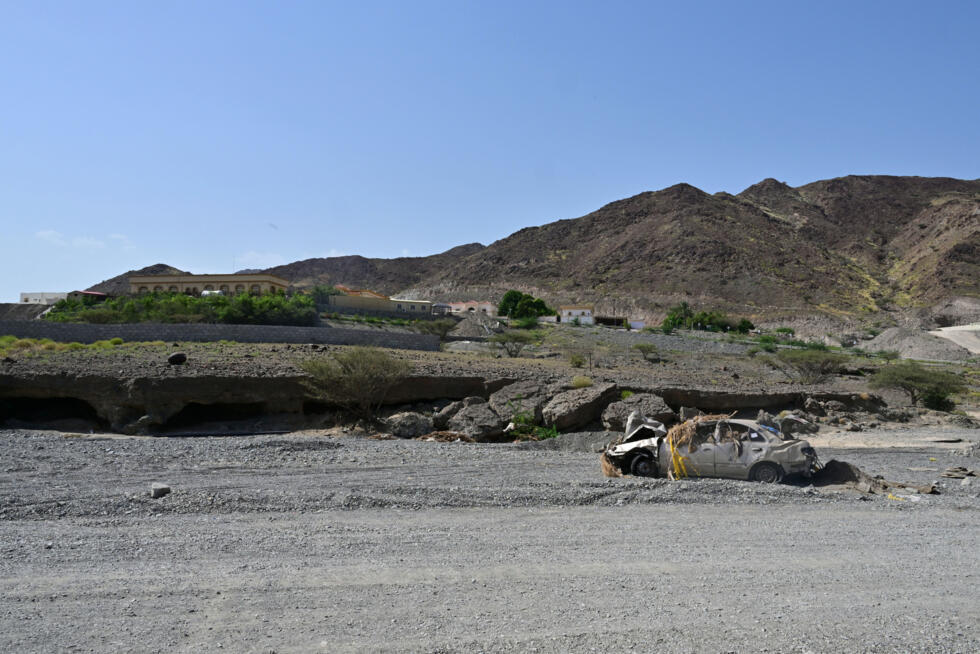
[326,285,433,315]
[20,292,67,305]
[129,273,290,296]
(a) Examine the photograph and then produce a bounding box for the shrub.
[300,347,412,420]
[621,390,634,400]
[489,331,537,357]
[736,318,755,334]
[877,349,900,362]
[869,361,965,409]
[415,318,458,340]
[746,346,761,357]
[571,375,593,389]
[67,342,85,350]
[567,352,586,368]
[634,343,659,362]
[109,337,124,346]
[766,350,849,384]
[774,327,795,335]
[513,316,539,329]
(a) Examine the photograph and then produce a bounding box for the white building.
[559,305,594,325]
[20,292,67,305]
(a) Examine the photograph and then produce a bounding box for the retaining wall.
[0,321,440,351]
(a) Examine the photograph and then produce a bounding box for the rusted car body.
[604,412,819,482]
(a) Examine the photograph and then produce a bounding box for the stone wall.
[0,321,439,351]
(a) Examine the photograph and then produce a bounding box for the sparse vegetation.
[765,349,850,384]
[660,302,754,333]
[415,318,458,340]
[634,343,659,362]
[490,331,537,357]
[571,375,593,389]
[567,352,586,368]
[869,361,965,410]
[300,346,412,421]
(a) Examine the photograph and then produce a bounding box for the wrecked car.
[603,412,819,483]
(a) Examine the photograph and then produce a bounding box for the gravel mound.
[864,327,973,361]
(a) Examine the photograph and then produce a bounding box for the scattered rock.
[384,412,433,439]
[463,396,486,407]
[432,401,464,430]
[150,483,171,499]
[602,393,676,431]
[167,352,187,366]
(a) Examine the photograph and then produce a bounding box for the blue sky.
[1,0,978,301]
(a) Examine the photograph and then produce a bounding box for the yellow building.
[129,273,290,296]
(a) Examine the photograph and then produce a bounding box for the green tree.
[415,318,458,340]
[634,343,660,362]
[869,361,965,409]
[497,290,524,317]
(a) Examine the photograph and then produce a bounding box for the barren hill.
[87,264,189,296]
[91,176,980,324]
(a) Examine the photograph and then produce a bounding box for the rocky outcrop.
[488,381,552,424]
[602,393,676,431]
[541,382,618,432]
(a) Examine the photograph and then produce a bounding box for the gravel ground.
[2,428,979,653]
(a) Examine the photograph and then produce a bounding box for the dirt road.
[2,429,979,653]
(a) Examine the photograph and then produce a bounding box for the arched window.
[204,285,214,291]
[153,286,163,292]
[138,287,148,293]
[250,284,260,293]
[235,285,245,293]
[169,286,178,292]
[219,285,229,292]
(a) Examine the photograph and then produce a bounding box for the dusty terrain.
[2,425,979,653]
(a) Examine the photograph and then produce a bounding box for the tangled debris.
[811,459,939,495]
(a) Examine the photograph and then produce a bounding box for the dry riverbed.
[2,426,979,653]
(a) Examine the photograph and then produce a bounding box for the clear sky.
[2,0,978,301]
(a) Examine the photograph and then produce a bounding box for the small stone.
[150,483,171,498]
[962,477,972,487]
[44,541,53,549]
[167,352,187,365]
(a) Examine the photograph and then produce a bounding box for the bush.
[877,349,900,362]
[567,352,586,368]
[109,337,124,346]
[634,343,659,362]
[300,347,412,420]
[490,331,537,357]
[766,350,849,384]
[774,327,795,335]
[571,375,593,389]
[416,318,457,340]
[513,316,539,329]
[736,318,755,334]
[869,361,965,409]
[621,390,634,400]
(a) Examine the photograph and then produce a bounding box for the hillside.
[91,176,980,325]
[87,264,189,296]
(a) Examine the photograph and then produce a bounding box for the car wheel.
[750,462,783,484]
[630,453,657,477]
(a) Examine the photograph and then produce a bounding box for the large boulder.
[447,402,507,442]
[542,382,618,432]
[489,381,550,424]
[602,393,676,431]
[384,412,433,438]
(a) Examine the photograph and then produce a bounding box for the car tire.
[630,453,657,477]
[750,462,783,484]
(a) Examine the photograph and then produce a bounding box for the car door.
[717,424,770,479]
[673,422,717,478]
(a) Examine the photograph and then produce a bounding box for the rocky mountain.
[93,176,980,324]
